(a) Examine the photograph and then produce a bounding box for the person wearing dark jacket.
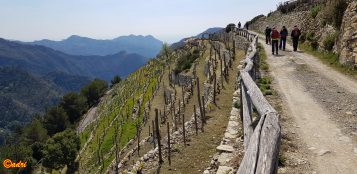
[265,26,272,45]
[279,26,288,51]
[291,26,301,51]
[271,27,280,55]
[238,22,241,29]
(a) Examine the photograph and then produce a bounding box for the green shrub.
[306,32,315,42]
[323,32,338,51]
[310,5,321,18]
[310,40,319,50]
[174,49,200,74]
[300,33,307,43]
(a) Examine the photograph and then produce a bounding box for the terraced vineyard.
[77,30,247,173]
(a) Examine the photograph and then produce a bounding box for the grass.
[299,43,357,79]
[258,43,269,71]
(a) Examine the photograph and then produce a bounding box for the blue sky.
[0,0,284,43]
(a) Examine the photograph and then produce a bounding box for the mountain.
[0,67,62,130]
[27,34,163,58]
[0,38,147,81]
[196,27,224,38]
[170,27,223,49]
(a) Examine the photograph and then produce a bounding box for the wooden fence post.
[194,105,198,135]
[152,120,156,148]
[155,109,163,164]
[167,122,171,166]
[196,77,203,127]
[201,96,206,124]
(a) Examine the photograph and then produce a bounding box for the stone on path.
[216,166,233,174]
[317,149,331,156]
[216,145,234,153]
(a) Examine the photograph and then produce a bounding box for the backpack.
[271,30,280,39]
[293,29,300,37]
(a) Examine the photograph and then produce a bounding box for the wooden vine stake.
[182,113,186,147]
[194,105,198,135]
[155,109,163,164]
[213,72,217,105]
[136,123,140,156]
[196,77,203,130]
[201,96,206,124]
[152,120,156,148]
[167,122,171,166]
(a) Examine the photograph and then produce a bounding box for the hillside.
[0,68,62,130]
[0,38,147,80]
[27,34,163,58]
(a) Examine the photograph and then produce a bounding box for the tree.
[160,43,172,60]
[111,75,122,87]
[81,79,108,106]
[42,129,80,170]
[22,118,48,144]
[43,106,69,136]
[60,92,88,124]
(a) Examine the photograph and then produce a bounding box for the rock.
[346,111,353,115]
[317,149,331,156]
[216,145,234,152]
[308,147,317,151]
[338,136,351,143]
[216,166,233,174]
[203,170,210,174]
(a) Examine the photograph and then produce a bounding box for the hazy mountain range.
[26,34,163,58]
[0,37,153,130]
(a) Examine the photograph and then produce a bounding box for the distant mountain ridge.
[0,38,147,80]
[26,34,163,58]
[170,27,223,49]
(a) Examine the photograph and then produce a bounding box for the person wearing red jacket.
[271,27,280,55]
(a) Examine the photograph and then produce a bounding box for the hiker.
[265,26,272,45]
[238,22,241,29]
[279,26,288,51]
[245,23,249,30]
[271,27,280,55]
[291,26,301,51]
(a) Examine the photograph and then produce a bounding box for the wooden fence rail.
[235,29,281,174]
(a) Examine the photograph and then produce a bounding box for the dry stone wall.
[337,1,357,68]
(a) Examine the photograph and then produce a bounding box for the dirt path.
[259,38,357,174]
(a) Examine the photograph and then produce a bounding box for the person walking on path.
[279,26,288,51]
[238,22,241,29]
[265,26,272,45]
[291,26,301,51]
[271,27,280,55]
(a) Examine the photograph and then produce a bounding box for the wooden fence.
[235,29,281,174]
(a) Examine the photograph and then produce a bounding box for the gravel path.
[260,38,357,174]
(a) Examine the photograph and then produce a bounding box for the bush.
[310,5,321,18]
[300,33,307,43]
[311,40,319,50]
[306,32,315,42]
[323,32,338,51]
[81,79,108,106]
[174,49,200,74]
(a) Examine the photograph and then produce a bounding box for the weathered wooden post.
[194,105,198,135]
[137,123,140,156]
[181,85,185,107]
[213,72,217,105]
[182,113,186,147]
[196,77,203,127]
[152,120,156,148]
[201,96,206,124]
[167,122,171,166]
[155,109,163,164]
[220,56,224,88]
